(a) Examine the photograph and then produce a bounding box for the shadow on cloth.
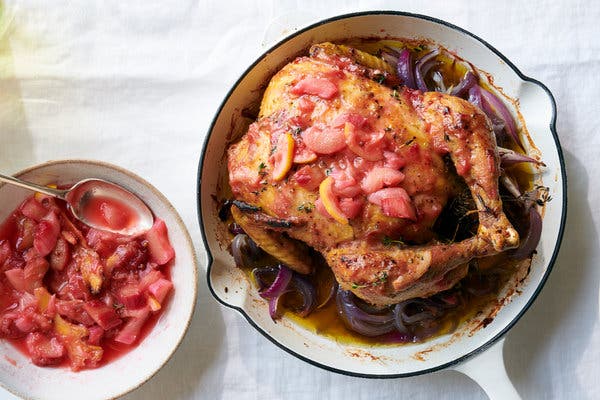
[505,149,597,399]
[0,3,34,173]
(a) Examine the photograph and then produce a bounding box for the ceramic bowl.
[198,11,566,380]
[0,160,198,400]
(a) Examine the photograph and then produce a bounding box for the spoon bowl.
[0,174,154,236]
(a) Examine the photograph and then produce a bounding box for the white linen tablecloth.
[0,1,598,399]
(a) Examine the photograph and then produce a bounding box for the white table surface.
[0,1,598,399]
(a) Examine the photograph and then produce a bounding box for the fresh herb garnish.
[372,271,388,286]
[382,236,405,247]
[297,202,315,213]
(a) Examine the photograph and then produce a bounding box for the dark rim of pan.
[196,10,567,378]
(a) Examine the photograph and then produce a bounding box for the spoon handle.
[0,173,67,199]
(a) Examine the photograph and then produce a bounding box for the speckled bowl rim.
[0,159,199,399]
[197,11,567,379]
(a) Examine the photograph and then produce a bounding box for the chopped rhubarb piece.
[95,197,131,231]
[59,273,91,301]
[5,268,26,292]
[292,165,324,191]
[139,270,164,290]
[116,284,146,309]
[59,211,86,245]
[55,300,95,326]
[72,246,104,294]
[381,197,417,220]
[49,237,70,271]
[147,278,173,305]
[33,212,60,257]
[145,219,174,265]
[105,241,145,276]
[368,187,417,221]
[16,217,36,251]
[19,198,47,222]
[360,167,405,194]
[343,122,385,161]
[85,228,122,257]
[337,197,364,219]
[0,239,10,264]
[87,325,104,345]
[301,125,346,155]
[114,308,150,345]
[291,76,338,99]
[23,257,49,293]
[292,145,317,164]
[26,332,65,366]
[83,300,122,330]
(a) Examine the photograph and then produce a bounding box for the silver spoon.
[0,174,154,236]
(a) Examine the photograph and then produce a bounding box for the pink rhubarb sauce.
[81,195,140,232]
[0,192,175,371]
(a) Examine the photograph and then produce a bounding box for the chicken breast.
[227,43,519,306]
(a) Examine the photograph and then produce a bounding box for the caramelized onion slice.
[511,206,543,260]
[336,290,396,337]
[252,265,317,320]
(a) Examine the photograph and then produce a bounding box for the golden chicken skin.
[227,43,519,306]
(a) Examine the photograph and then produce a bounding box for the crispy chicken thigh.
[227,43,519,306]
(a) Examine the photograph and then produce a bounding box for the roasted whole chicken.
[227,43,519,307]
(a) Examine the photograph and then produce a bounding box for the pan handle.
[451,338,521,400]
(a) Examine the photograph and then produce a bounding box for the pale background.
[0,1,598,399]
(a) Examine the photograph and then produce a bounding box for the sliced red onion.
[268,296,286,320]
[450,71,478,98]
[432,292,461,309]
[468,85,512,144]
[498,147,545,167]
[290,274,317,317]
[231,234,250,268]
[467,84,483,109]
[336,290,396,337]
[258,264,293,299]
[337,290,394,325]
[500,173,522,198]
[511,206,543,259]
[431,71,446,92]
[479,87,522,149]
[228,222,245,235]
[393,303,410,334]
[345,316,396,337]
[414,49,439,91]
[463,273,497,296]
[381,51,399,69]
[231,234,262,268]
[317,281,337,309]
[253,265,317,320]
[251,266,279,290]
[397,49,417,89]
[394,299,443,324]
